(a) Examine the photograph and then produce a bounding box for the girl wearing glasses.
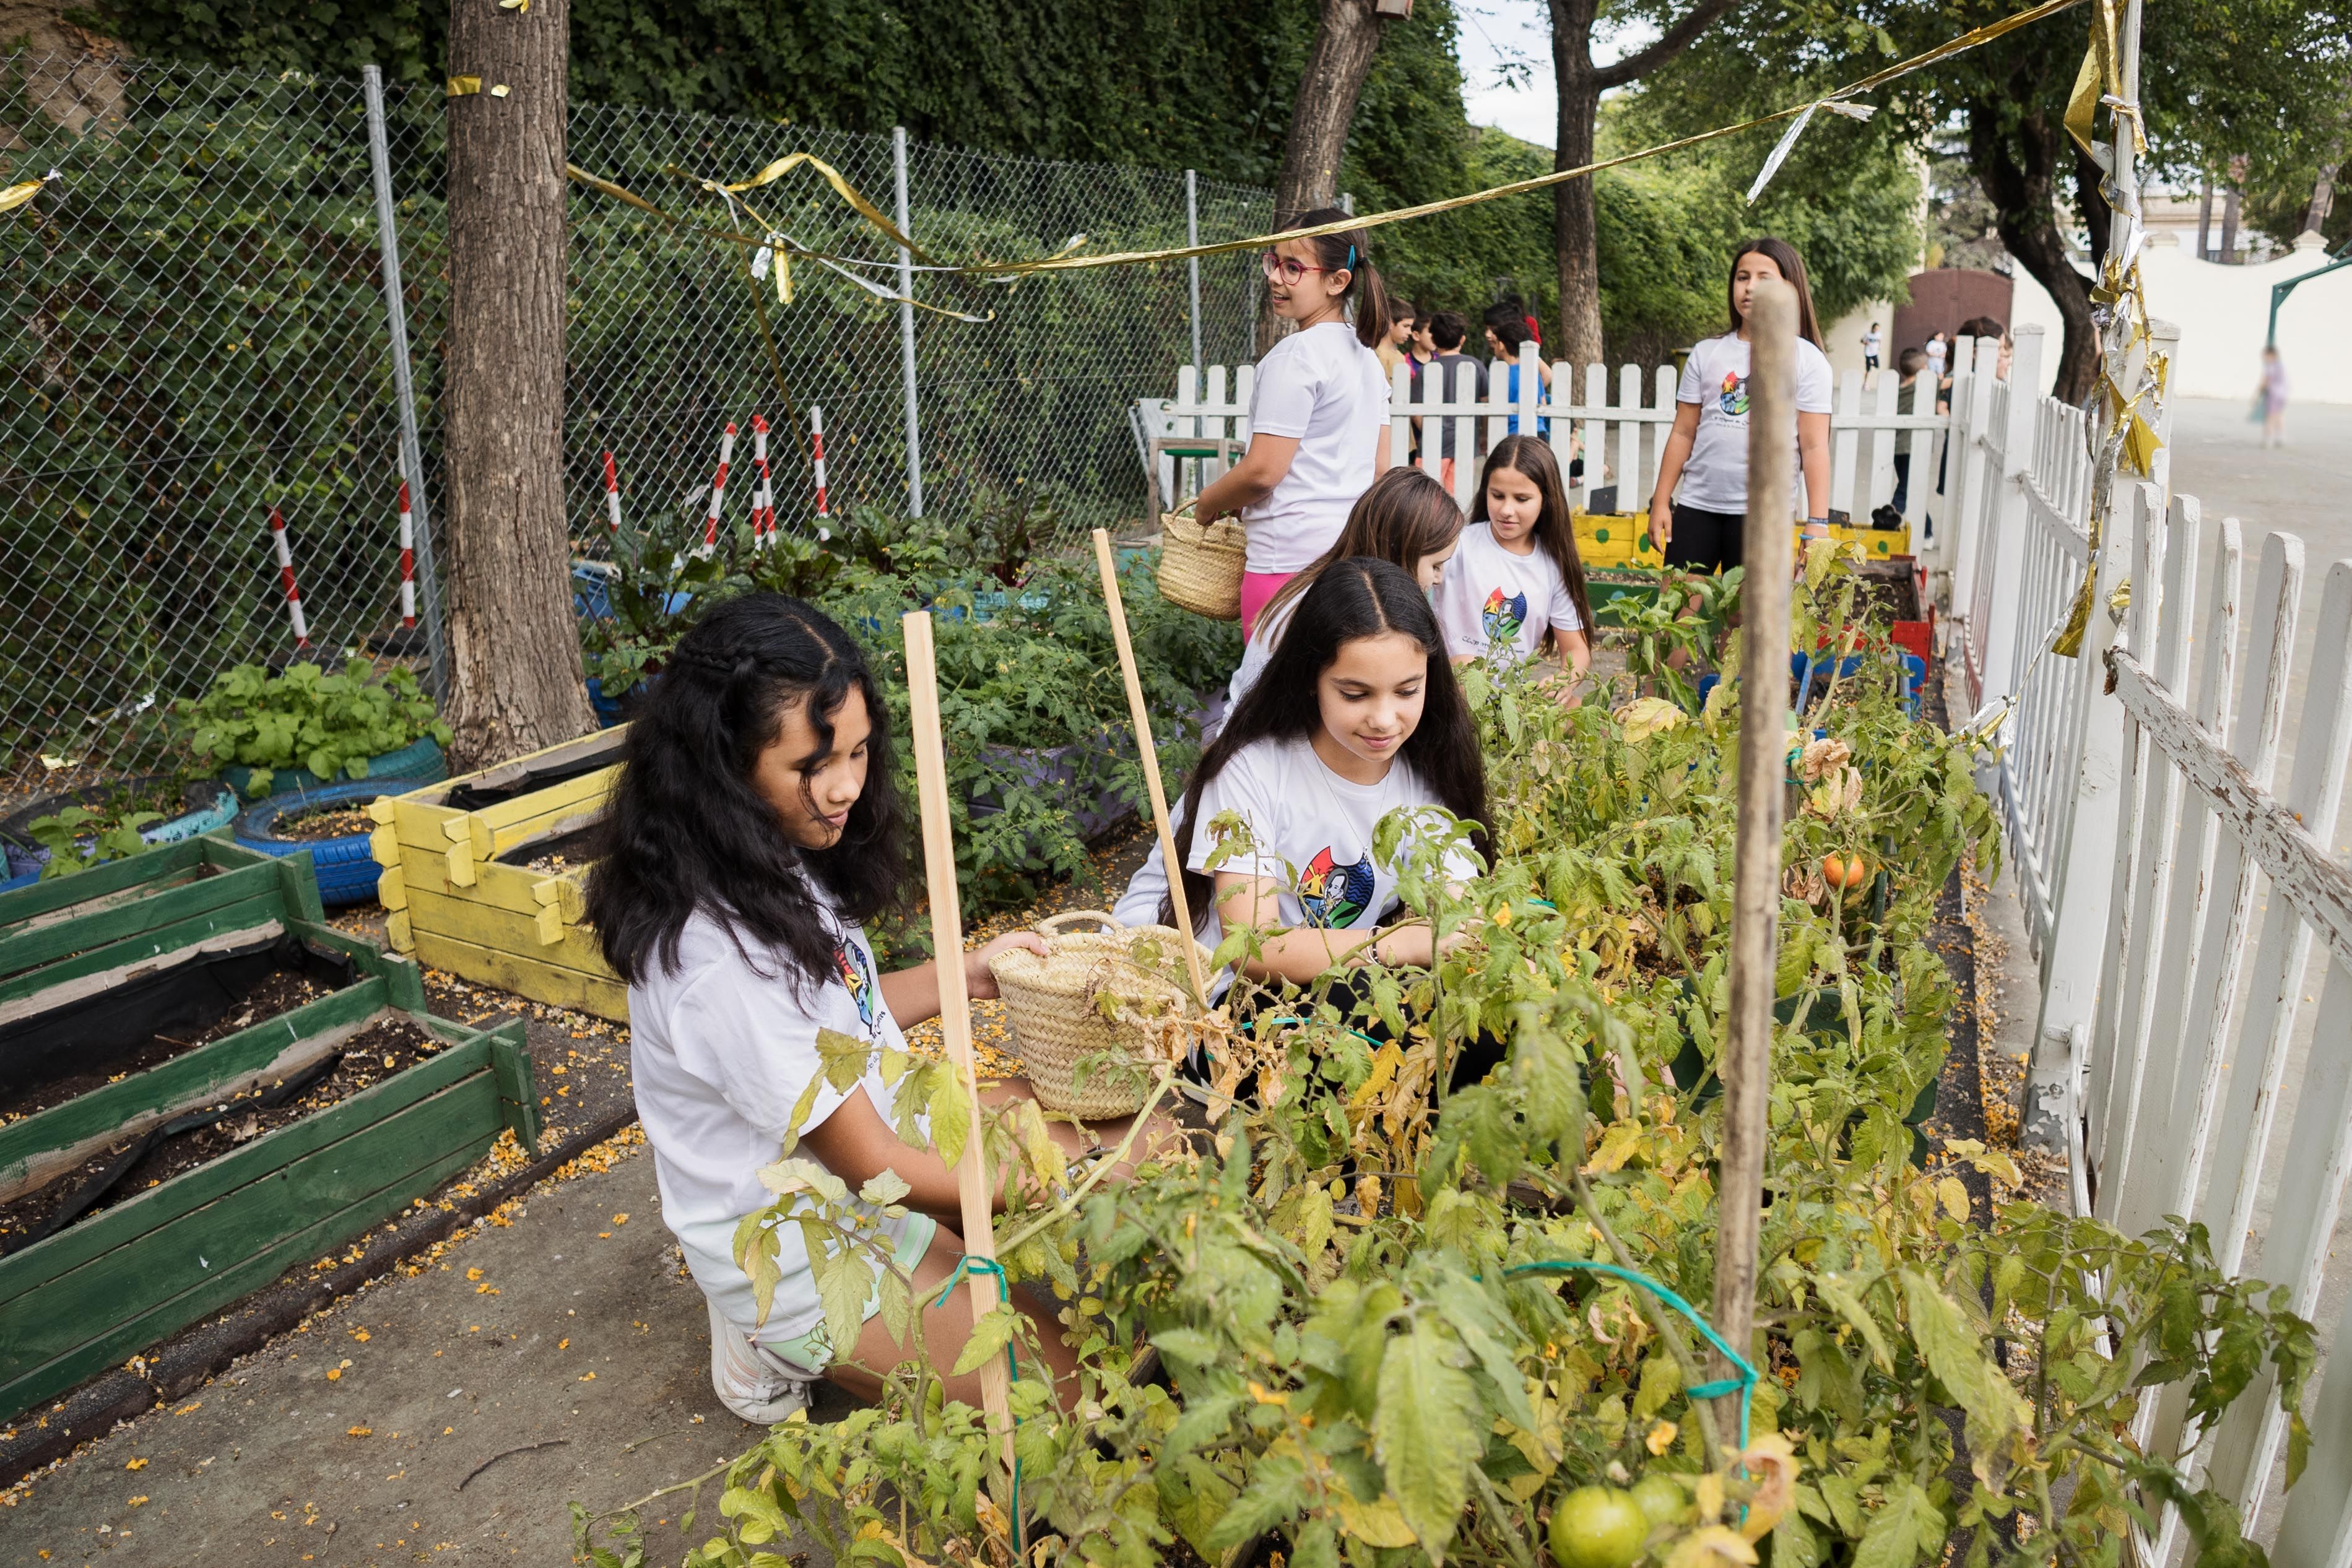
[1191,209,1395,638]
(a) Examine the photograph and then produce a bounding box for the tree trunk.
[443,0,592,769]
[2197,175,2215,259]
[1259,0,1388,351]
[2307,162,2339,238]
[2218,185,2242,262]
[1972,102,2098,403]
[1547,0,1744,369]
[1550,0,1605,370]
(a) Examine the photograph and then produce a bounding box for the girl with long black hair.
[1646,236,1836,573]
[1434,433,1594,693]
[1161,558,1488,989]
[586,594,1155,1423]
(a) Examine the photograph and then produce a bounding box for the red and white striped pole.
[701,421,736,548]
[269,505,310,649]
[601,449,623,540]
[809,404,830,522]
[749,414,774,548]
[396,481,417,628]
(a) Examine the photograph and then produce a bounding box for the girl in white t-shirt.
[1433,433,1594,698]
[1113,468,1463,930]
[585,594,1167,1424]
[1162,557,1488,989]
[1190,209,1395,638]
[1646,237,1836,574]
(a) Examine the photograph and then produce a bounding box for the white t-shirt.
[1670,332,1834,514]
[1182,734,1480,951]
[1243,322,1390,573]
[1431,522,1583,664]
[629,900,927,1345]
[1862,329,1882,355]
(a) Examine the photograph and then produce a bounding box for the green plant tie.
[1499,1259,1757,1450]
[933,1254,1023,1557]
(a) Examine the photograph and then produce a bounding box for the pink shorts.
[1238,571,1297,640]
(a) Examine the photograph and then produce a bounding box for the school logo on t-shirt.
[833,940,877,1028]
[1482,586,1527,644]
[1718,370,1748,418]
[1297,846,1376,929]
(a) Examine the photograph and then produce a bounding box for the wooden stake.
[900,610,1016,1466]
[1711,278,1797,1442]
[1090,529,1212,1010]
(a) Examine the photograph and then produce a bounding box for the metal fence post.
[362,64,448,696]
[892,126,924,518]
[1186,169,1202,376]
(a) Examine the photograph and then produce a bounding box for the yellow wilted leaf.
[124,1458,147,1471]
[1613,696,1687,743]
[1937,1177,1972,1222]
[1665,1525,1760,1568]
[1646,1420,1678,1455]
[1738,1432,1802,1542]
[1334,1487,1419,1549]
[346,1426,373,1437]
[1587,1122,1645,1174]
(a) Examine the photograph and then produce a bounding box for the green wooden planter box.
[0,834,539,1423]
[0,829,328,1011]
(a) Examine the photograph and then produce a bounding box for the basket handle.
[1036,909,1122,938]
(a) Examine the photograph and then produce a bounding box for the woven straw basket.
[987,909,1212,1119]
[1157,508,1247,621]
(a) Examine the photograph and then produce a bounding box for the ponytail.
[1293,206,1390,350]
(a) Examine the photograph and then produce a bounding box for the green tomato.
[1630,1473,1688,1527]
[1549,1486,1650,1568]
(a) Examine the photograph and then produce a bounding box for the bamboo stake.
[1090,528,1212,1010]
[1710,278,1797,1445]
[899,610,1016,1472]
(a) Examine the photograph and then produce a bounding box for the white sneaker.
[706,1297,811,1423]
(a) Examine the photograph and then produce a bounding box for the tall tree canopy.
[1639,0,2352,398]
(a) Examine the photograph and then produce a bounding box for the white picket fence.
[1140,340,1951,534]
[1935,314,2352,1553]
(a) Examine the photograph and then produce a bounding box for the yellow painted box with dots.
[1571,511,1665,568]
[370,727,630,1022]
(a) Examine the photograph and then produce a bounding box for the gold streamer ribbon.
[0,171,57,214]
[565,0,2088,284]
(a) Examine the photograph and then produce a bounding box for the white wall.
[2010,231,2352,405]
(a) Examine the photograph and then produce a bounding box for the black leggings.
[1665,503,1745,573]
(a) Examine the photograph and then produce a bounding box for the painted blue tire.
[233,779,398,906]
[220,734,447,801]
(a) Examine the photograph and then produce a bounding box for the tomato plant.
[574,547,2313,1568]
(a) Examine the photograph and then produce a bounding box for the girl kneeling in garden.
[586,594,1166,1424]
[1433,433,1594,696]
[1113,467,1464,931]
[1165,557,1487,992]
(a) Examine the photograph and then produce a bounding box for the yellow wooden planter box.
[369,727,630,1021]
[1572,511,1664,569]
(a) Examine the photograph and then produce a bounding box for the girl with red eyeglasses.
[1190,209,1395,638]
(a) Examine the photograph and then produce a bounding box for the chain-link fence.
[1,50,1270,773]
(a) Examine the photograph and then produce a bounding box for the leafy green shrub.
[180,659,451,798]
[24,802,167,880]
[574,547,2312,1568]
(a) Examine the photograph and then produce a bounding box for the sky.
[1452,0,1661,148]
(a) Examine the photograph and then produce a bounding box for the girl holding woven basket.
[586,594,1166,1425]
[1189,209,1395,639]
[1162,557,1488,994]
